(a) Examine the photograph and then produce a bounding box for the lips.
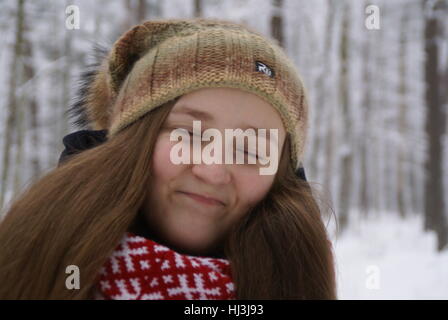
[178,191,225,206]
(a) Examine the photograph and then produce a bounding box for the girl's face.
[143,87,286,256]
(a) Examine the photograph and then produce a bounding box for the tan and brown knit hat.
[76,18,309,171]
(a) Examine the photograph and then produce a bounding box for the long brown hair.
[0,98,337,299]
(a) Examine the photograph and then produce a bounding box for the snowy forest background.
[0,0,447,299]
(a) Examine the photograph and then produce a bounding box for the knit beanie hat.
[71,18,310,172]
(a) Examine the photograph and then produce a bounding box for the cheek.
[151,137,183,181]
[237,173,275,207]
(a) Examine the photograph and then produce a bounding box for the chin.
[168,232,225,258]
[172,235,212,254]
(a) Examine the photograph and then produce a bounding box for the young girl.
[0,18,337,299]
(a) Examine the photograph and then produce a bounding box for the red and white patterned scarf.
[93,232,236,300]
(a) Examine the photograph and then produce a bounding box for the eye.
[235,147,259,164]
[180,128,205,140]
[172,127,193,136]
[245,150,258,159]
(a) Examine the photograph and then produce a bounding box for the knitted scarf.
[93,232,236,300]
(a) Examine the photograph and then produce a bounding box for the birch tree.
[423,0,447,251]
[0,0,25,211]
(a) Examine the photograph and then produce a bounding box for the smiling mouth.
[178,191,225,207]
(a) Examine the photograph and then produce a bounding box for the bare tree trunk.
[93,0,103,43]
[359,2,373,218]
[47,2,63,163]
[57,0,74,168]
[372,25,384,216]
[13,89,25,195]
[397,9,409,218]
[423,0,447,251]
[0,0,25,212]
[271,0,284,48]
[137,0,147,23]
[308,0,336,181]
[22,7,41,182]
[27,82,40,181]
[194,0,202,17]
[337,0,352,233]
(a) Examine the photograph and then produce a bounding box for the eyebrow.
[170,105,274,136]
[171,105,214,121]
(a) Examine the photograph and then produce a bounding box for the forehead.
[169,87,286,132]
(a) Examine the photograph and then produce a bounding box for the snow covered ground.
[332,213,448,299]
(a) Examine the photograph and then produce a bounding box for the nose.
[191,162,232,185]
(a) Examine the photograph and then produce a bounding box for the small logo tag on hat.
[255,61,275,78]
